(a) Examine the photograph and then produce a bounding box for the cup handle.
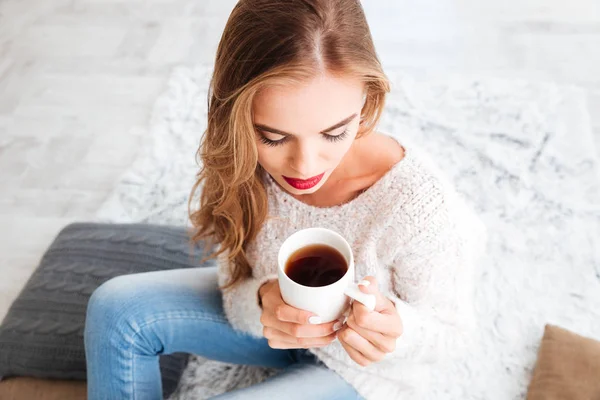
[344,284,376,312]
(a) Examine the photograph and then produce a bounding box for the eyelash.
[259,129,349,147]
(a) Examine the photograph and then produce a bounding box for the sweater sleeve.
[383,188,486,364]
[217,251,278,338]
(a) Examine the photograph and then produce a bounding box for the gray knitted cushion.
[0,222,207,398]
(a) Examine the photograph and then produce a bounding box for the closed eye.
[323,129,349,143]
[259,134,287,147]
[258,128,349,147]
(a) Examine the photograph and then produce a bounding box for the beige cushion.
[527,324,600,400]
[0,377,86,400]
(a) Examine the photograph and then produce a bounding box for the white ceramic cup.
[277,227,377,323]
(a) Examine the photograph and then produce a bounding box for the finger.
[350,300,403,338]
[268,339,331,350]
[338,328,372,367]
[263,314,344,338]
[273,302,320,325]
[264,327,337,348]
[346,313,397,354]
[357,276,396,314]
[338,326,386,364]
[263,283,321,325]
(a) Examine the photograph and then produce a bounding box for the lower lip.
[283,173,325,190]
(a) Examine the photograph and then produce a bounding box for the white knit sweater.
[217,140,487,399]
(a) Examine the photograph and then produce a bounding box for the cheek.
[256,146,284,172]
[333,137,356,159]
[326,128,359,162]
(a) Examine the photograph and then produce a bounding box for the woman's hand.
[258,280,343,349]
[338,276,403,367]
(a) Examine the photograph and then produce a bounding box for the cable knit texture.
[0,223,196,398]
[218,142,487,400]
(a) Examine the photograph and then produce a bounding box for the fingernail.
[333,319,344,331]
[358,280,370,287]
[309,316,322,325]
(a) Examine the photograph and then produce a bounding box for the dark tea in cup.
[284,244,348,287]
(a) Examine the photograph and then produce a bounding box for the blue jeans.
[84,267,363,399]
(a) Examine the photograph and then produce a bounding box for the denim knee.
[85,275,145,342]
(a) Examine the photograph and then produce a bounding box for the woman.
[84,0,486,399]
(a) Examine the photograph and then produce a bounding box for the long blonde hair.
[189,0,390,288]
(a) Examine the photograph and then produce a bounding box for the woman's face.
[252,73,365,196]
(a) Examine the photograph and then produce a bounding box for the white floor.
[1,0,599,322]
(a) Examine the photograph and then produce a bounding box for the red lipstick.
[283,173,325,190]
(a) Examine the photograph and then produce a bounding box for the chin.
[286,185,321,195]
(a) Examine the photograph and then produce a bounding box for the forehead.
[252,74,364,133]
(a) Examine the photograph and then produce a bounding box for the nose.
[288,140,318,177]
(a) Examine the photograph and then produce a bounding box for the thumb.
[357,276,394,313]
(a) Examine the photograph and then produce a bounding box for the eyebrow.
[254,113,358,136]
